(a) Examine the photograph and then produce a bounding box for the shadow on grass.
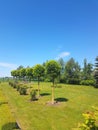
[30,98,38,101]
[94,86,98,89]
[40,93,50,96]
[0,101,8,106]
[2,122,21,130]
[55,97,68,102]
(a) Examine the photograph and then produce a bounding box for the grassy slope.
[1,82,98,130]
[0,83,17,130]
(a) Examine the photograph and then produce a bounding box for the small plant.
[79,112,96,130]
[30,90,37,101]
[16,84,20,91]
[16,83,23,91]
[77,107,98,130]
[13,82,17,88]
[19,85,27,95]
[9,81,14,87]
[9,81,19,89]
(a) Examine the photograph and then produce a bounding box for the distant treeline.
[0,77,12,82]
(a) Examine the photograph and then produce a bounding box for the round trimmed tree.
[11,70,17,79]
[46,60,61,104]
[33,64,45,98]
[11,70,20,80]
[26,67,33,82]
[19,68,26,81]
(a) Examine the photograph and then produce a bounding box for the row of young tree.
[11,57,98,87]
[11,60,61,104]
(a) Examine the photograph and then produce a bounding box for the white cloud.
[0,62,17,69]
[56,52,70,59]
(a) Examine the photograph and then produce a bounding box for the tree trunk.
[38,77,40,98]
[52,79,55,104]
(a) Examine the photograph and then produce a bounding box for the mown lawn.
[0,83,20,130]
[0,82,98,130]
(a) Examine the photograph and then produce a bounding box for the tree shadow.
[30,98,38,101]
[40,93,50,96]
[2,122,21,130]
[0,101,8,106]
[94,86,98,89]
[55,97,68,102]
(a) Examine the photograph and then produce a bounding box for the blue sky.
[0,0,98,77]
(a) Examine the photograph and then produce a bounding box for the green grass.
[0,82,98,130]
[0,83,20,130]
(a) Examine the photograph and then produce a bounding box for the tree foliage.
[94,56,98,88]
[11,57,95,86]
[33,64,45,78]
[46,60,61,104]
[19,68,26,80]
[33,64,45,97]
[64,58,81,84]
[82,59,93,80]
[11,70,20,79]
[46,60,61,83]
[58,58,65,75]
[26,67,33,81]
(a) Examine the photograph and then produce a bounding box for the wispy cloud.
[0,62,17,69]
[56,52,70,60]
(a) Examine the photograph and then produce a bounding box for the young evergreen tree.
[64,58,81,84]
[82,59,93,80]
[58,58,65,75]
[94,56,98,88]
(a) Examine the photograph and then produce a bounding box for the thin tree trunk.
[38,77,40,98]
[52,79,55,104]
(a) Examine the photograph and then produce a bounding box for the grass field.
[0,82,98,130]
[0,83,20,130]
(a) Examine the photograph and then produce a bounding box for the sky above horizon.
[0,0,98,77]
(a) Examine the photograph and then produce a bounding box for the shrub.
[9,81,28,95]
[80,80,95,86]
[79,112,96,130]
[75,107,98,130]
[30,90,37,101]
[68,78,80,85]
[16,84,20,91]
[9,81,19,88]
[13,82,17,88]
[16,83,24,91]
[9,81,14,87]
[59,76,66,83]
[19,85,27,95]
